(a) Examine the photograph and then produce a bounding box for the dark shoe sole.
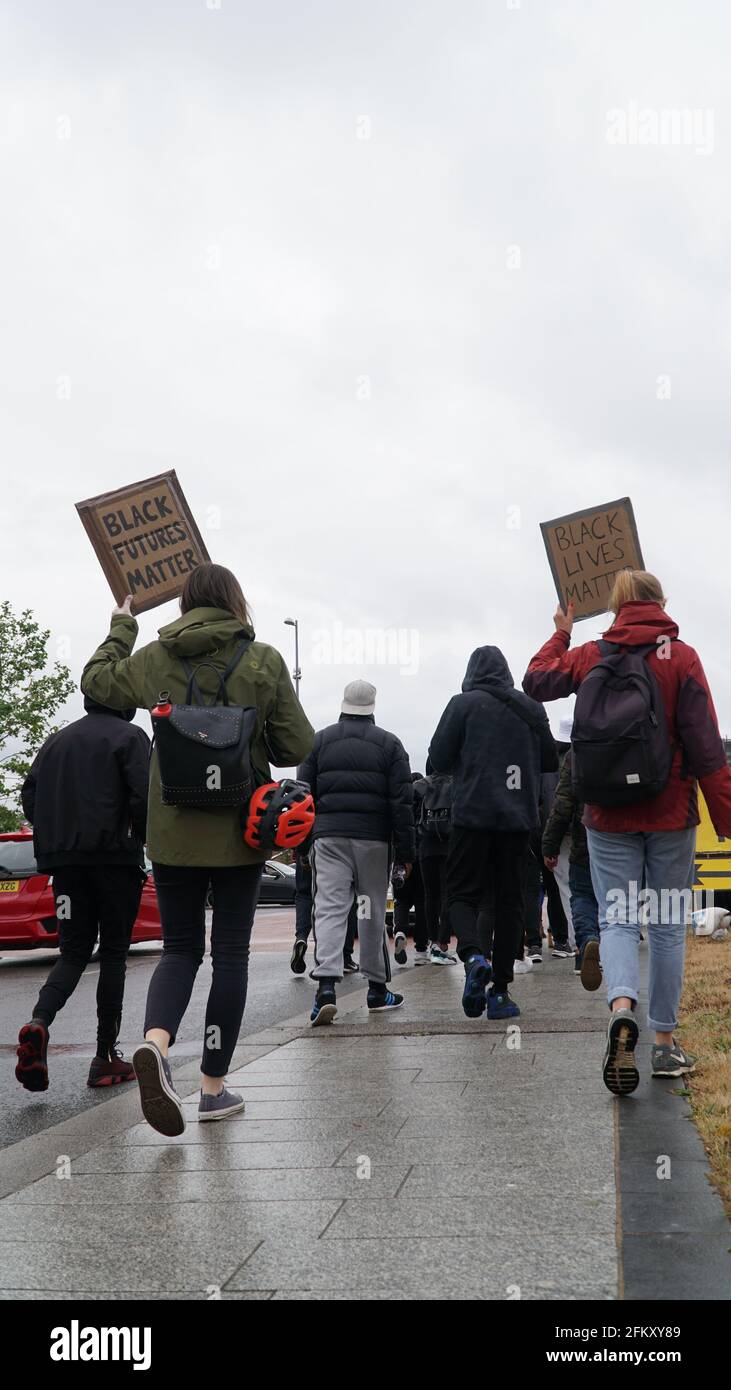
[87,1071,135,1088]
[290,940,307,975]
[580,940,602,992]
[133,1044,186,1136]
[603,1015,640,1096]
[311,1003,337,1027]
[462,960,492,1019]
[16,1023,49,1092]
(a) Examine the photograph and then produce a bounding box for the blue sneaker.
[367,988,404,1012]
[310,990,337,1027]
[486,987,520,1020]
[462,954,492,1019]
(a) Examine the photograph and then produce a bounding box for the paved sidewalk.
[0,949,727,1300]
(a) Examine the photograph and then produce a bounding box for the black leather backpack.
[151,640,257,808]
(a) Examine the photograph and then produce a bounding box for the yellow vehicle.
[694,790,731,892]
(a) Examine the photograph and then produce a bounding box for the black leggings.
[420,854,449,947]
[145,862,262,1077]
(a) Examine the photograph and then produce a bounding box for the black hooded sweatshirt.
[428,646,557,832]
[21,699,150,871]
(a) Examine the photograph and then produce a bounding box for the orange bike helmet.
[243,779,315,853]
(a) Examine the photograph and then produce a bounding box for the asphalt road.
[0,907,365,1149]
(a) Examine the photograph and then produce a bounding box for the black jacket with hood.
[21,697,150,872]
[428,646,558,832]
[298,714,415,861]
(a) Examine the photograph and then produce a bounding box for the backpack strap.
[181,638,253,707]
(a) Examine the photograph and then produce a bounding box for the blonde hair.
[608,569,666,614]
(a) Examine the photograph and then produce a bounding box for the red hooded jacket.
[523,601,731,836]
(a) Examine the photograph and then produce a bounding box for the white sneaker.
[513,958,533,974]
[429,946,457,965]
[414,949,431,966]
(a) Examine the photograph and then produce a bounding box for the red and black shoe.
[87,1046,136,1088]
[16,1020,49,1092]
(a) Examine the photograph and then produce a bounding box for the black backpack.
[570,641,673,808]
[419,774,453,842]
[152,640,258,808]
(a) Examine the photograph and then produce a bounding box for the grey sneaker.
[133,1041,185,1136]
[652,1041,697,1078]
[602,1008,640,1096]
[198,1086,246,1121]
[394,931,408,965]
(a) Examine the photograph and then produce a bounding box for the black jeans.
[394,861,427,951]
[446,827,529,993]
[523,839,543,953]
[420,854,449,947]
[34,865,144,1049]
[145,862,262,1077]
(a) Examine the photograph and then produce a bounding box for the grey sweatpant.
[311,837,391,985]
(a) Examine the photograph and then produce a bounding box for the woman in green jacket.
[81,563,314,1136]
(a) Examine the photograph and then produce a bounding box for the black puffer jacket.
[428,646,557,832]
[21,699,150,871]
[298,714,415,860]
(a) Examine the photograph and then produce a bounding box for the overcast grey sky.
[2,0,730,771]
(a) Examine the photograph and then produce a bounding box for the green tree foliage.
[0,602,75,831]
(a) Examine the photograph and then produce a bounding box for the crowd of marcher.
[14,562,731,1134]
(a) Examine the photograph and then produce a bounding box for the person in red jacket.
[524,569,731,1096]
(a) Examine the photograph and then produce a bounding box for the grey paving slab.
[0,1289,274,1300]
[0,1199,339,1245]
[72,1140,351,1173]
[225,1234,617,1299]
[2,1166,407,1205]
[401,1163,614,1199]
[333,1133,611,1168]
[621,1235,731,1300]
[324,1194,615,1238]
[620,1182,729,1236]
[0,1236,262,1293]
[116,1117,402,1146]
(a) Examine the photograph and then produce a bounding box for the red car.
[0,830,162,950]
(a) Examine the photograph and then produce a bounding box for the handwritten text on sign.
[540,498,644,621]
[76,471,210,614]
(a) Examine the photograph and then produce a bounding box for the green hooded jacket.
[80,608,315,868]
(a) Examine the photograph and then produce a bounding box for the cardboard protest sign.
[540,498,644,621]
[76,471,210,614]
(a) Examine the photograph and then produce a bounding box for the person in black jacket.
[15,695,150,1093]
[298,679,415,1025]
[429,646,558,1021]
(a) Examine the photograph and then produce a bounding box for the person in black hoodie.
[429,646,557,1020]
[15,695,150,1092]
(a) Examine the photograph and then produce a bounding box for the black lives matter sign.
[76,471,211,615]
[540,498,645,621]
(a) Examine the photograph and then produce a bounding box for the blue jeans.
[586,828,696,1032]
[568,861,599,960]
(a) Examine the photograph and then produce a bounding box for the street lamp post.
[284,617,301,700]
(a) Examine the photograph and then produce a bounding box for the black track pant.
[33,865,144,1051]
[446,828,529,993]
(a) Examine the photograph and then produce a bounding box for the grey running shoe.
[414,949,431,966]
[652,1041,697,1078]
[551,943,574,959]
[133,1041,186,1136]
[198,1086,246,1121]
[527,949,542,964]
[580,939,602,992]
[290,938,307,975]
[602,1009,639,1097]
[430,946,457,965]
